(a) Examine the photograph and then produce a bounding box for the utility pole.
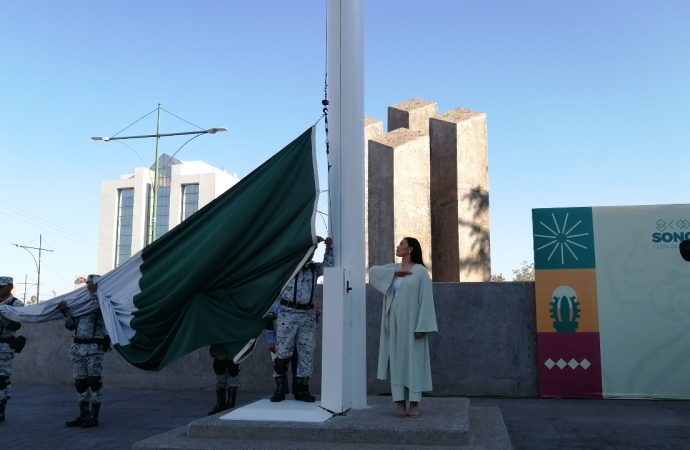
[12,234,54,302]
[15,274,35,303]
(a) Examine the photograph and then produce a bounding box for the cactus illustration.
[550,288,581,333]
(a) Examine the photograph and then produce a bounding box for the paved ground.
[3,384,690,449]
[472,397,690,449]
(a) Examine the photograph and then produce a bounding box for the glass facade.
[145,183,152,246]
[181,183,200,220]
[155,166,172,239]
[145,159,177,243]
[115,188,134,267]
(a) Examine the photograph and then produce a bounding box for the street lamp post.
[92,105,227,242]
[12,234,54,302]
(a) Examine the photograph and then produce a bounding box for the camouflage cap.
[0,276,13,286]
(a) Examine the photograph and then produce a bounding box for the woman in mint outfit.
[368,237,438,418]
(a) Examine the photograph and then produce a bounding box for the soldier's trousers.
[0,352,14,401]
[213,360,240,390]
[70,343,104,404]
[275,308,315,378]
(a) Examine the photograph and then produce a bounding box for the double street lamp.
[91,128,227,142]
[92,105,227,242]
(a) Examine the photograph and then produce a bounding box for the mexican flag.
[0,127,320,371]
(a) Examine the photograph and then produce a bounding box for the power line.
[2,200,98,249]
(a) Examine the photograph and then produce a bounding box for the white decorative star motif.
[534,212,590,265]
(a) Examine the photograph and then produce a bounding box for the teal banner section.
[532,207,595,270]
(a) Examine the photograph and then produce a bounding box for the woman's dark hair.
[403,236,425,266]
[680,239,690,262]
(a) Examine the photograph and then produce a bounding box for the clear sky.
[2,1,690,297]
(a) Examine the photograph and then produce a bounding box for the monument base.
[133,396,512,449]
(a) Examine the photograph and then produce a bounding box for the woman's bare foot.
[394,401,406,417]
[407,402,420,418]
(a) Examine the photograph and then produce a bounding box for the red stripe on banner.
[537,332,602,398]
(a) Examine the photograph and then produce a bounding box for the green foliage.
[490,273,506,282]
[512,260,535,281]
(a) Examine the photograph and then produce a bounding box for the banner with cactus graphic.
[533,205,690,399]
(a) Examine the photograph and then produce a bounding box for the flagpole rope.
[322,1,333,240]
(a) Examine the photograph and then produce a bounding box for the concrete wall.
[12,282,537,398]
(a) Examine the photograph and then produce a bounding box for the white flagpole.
[321,0,367,412]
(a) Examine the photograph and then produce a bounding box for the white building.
[97,154,239,273]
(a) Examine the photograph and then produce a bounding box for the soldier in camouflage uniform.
[57,274,110,428]
[206,344,240,415]
[270,237,333,403]
[0,276,25,423]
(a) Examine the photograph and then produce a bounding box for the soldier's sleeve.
[323,246,334,267]
[316,246,335,277]
[0,298,23,328]
[0,313,13,327]
[0,314,21,331]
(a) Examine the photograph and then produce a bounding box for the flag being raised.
[0,127,320,371]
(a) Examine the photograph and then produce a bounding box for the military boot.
[290,361,298,394]
[207,388,227,415]
[65,401,90,427]
[227,387,238,409]
[0,399,7,423]
[270,375,287,402]
[293,377,315,402]
[80,402,100,428]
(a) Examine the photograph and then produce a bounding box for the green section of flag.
[532,207,595,270]
[116,127,318,371]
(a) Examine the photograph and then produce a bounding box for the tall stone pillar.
[388,99,438,134]
[368,128,431,271]
[364,118,384,270]
[364,117,384,140]
[429,109,490,281]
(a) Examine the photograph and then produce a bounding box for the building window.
[144,183,152,246]
[144,154,182,243]
[155,166,172,239]
[181,184,199,220]
[115,188,134,267]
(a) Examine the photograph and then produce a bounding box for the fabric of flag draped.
[0,127,320,371]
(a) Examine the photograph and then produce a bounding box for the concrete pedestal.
[133,396,512,449]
